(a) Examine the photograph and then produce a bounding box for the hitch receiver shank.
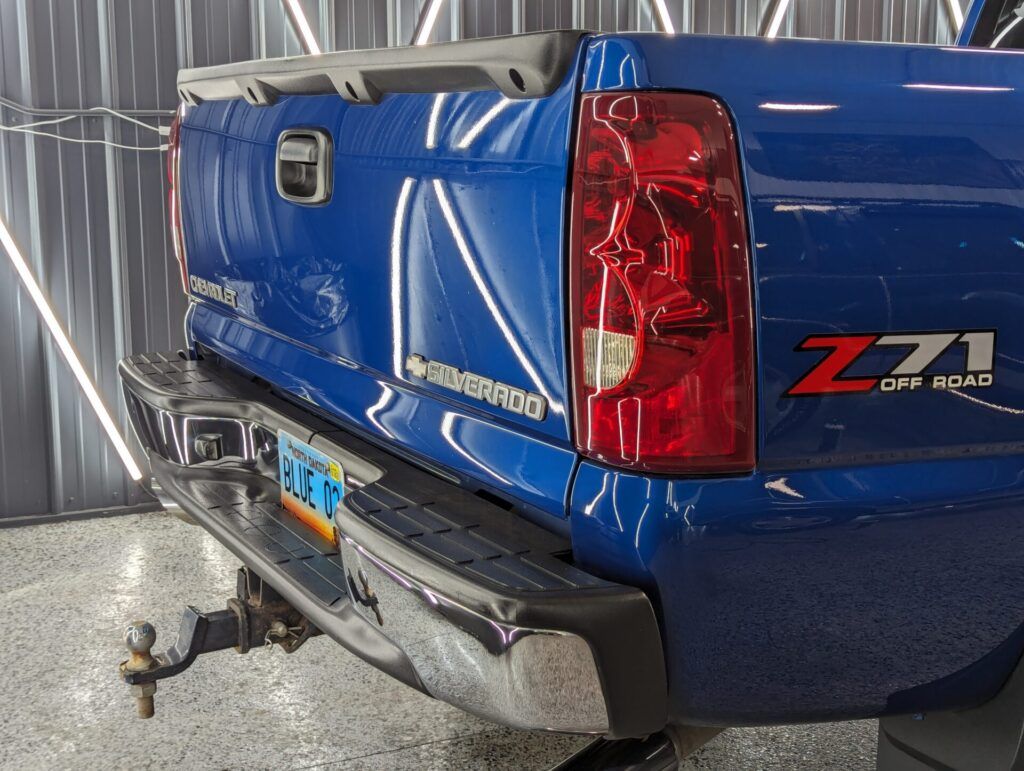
[118,568,321,716]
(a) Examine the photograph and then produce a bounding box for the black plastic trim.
[966,0,1007,47]
[275,128,333,204]
[877,622,1024,769]
[176,30,588,106]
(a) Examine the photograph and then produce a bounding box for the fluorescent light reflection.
[426,93,448,149]
[759,102,838,112]
[366,385,396,439]
[456,97,512,150]
[432,179,562,415]
[904,83,1013,93]
[390,178,416,378]
[0,215,143,481]
[441,412,511,485]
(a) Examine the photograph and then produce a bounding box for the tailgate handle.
[276,129,332,204]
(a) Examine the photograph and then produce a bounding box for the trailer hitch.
[118,567,321,718]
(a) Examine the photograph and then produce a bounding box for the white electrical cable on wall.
[87,106,169,134]
[0,105,169,134]
[0,99,169,149]
[5,115,77,130]
[0,123,167,151]
[0,94,172,119]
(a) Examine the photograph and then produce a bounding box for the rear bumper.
[119,351,667,737]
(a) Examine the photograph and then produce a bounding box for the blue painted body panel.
[188,302,577,531]
[571,456,1024,723]
[180,61,580,446]
[179,25,1024,724]
[180,50,584,519]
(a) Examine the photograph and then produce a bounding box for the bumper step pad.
[184,475,348,606]
[347,474,607,594]
[124,351,226,397]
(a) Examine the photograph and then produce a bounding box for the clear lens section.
[582,326,637,390]
[569,92,755,473]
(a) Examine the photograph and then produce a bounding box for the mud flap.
[877,657,1024,770]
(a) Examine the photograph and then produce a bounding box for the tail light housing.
[569,92,755,473]
[167,105,189,293]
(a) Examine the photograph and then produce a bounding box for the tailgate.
[177,32,584,459]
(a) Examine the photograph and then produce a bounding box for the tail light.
[568,92,755,473]
[167,105,189,293]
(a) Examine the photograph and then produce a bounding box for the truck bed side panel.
[583,34,1024,467]
[572,34,1024,724]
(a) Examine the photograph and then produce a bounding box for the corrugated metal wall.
[0,0,180,520]
[408,0,969,43]
[0,0,969,520]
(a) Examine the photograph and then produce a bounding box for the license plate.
[278,430,344,543]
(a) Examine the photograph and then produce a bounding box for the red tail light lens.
[167,106,189,294]
[569,92,755,473]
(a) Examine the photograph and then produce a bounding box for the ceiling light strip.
[283,0,322,55]
[762,0,792,38]
[414,0,445,46]
[652,0,675,33]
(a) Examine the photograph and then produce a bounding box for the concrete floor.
[0,512,877,769]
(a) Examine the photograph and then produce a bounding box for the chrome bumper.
[338,535,608,733]
[119,350,667,738]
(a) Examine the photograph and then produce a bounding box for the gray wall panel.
[178,0,253,69]
[0,0,183,517]
[256,0,306,56]
[523,1,577,32]
[462,0,514,38]
[455,0,967,40]
[0,0,974,519]
[333,0,391,50]
[0,0,48,518]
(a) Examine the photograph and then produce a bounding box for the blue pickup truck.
[118,2,1024,766]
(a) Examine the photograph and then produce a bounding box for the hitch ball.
[124,620,157,671]
[122,620,158,718]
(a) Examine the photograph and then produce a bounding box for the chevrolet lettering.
[188,274,237,308]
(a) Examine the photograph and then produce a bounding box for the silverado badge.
[405,354,548,421]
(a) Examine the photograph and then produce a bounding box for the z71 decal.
[786,330,995,397]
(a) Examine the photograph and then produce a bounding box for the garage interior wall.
[0,0,968,521]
